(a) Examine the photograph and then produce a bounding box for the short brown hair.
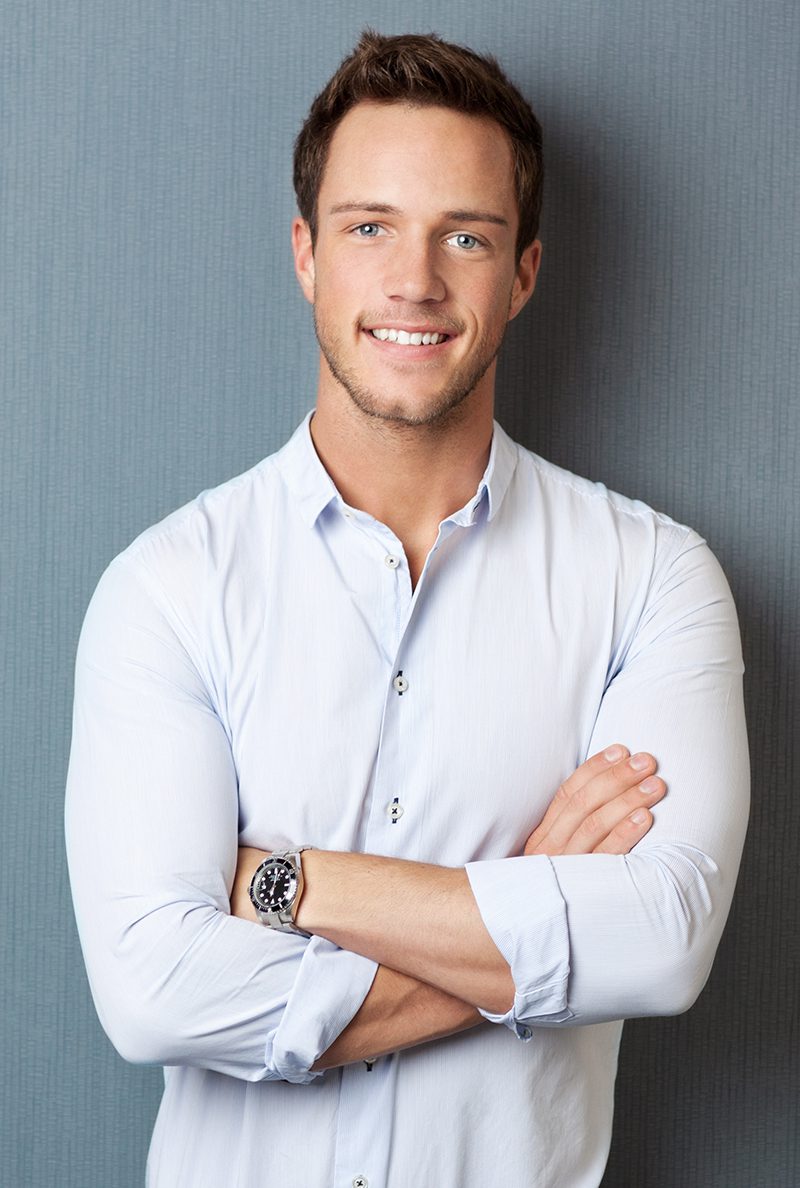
[294,30,544,260]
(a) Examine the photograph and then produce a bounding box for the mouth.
[366,327,453,346]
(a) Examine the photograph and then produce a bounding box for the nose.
[382,236,447,304]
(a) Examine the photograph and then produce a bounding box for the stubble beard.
[313,309,508,431]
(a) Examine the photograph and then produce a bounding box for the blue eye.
[447,233,481,250]
[355,223,381,237]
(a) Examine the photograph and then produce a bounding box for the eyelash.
[351,225,485,250]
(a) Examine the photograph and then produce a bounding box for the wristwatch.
[248,847,314,936]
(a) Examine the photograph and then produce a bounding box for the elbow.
[105,1024,165,1068]
[549,848,733,1025]
[620,848,729,1019]
[82,902,231,1068]
[94,981,192,1066]
[640,947,714,1018]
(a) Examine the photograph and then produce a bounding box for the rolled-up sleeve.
[466,535,749,1033]
[65,555,376,1083]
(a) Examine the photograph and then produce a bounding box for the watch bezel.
[249,856,298,915]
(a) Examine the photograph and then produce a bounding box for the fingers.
[525,744,631,850]
[524,746,666,857]
[592,806,654,855]
[560,772,664,855]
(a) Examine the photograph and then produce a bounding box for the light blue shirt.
[66,415,749,1187]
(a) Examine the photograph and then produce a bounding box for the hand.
[524,745,665,857]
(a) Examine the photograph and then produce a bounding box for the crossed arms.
[65,534,750,1083]
[230,746,667,1069]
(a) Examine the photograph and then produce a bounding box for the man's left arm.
[512,535,749,1026]
[236,536,749,1031]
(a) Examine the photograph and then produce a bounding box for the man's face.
[293,101,541,429]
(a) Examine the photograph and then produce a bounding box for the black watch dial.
[250,858,297,914]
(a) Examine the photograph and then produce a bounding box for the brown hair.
[293,30,544,260]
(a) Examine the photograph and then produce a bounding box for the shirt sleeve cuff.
[465,855,573,1037]
[263,938,378,1083]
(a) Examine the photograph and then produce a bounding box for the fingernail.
[604,745,625,762]
[640,776,660,795]
[630,809,648,824]
[629,752,651,771]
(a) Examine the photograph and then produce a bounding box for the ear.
[292,217,316,304]
[508,239,542,322]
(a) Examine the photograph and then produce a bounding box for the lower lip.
[363,331,455,359]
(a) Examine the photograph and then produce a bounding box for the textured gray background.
[2,2,798,1185]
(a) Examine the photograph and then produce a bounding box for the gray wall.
[2,2,797,1185]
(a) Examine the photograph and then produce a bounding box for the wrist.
[293,847,327,933]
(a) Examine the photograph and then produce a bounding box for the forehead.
[319,101,517,222]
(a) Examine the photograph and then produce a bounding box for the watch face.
[250,858,297,914]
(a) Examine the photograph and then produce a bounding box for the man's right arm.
[65,555,378,1084]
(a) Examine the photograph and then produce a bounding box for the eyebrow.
[328,202,509,228]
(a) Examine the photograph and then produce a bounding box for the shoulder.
[506,436,703,571]
[126,453,281,570]
[499,433,737,628]
[83,435,298,653]
[514,439,689,535]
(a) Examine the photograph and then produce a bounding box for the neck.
[310,379,494,584]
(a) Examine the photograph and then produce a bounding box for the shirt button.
[384,553,400,568]
[519,1027,532,1040]
[386,800,404,822]
[353,1178,368,1188]
[393,673,409,694]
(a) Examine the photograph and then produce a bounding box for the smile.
[369,329,450,345]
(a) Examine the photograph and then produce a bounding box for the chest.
[217,516,617,864]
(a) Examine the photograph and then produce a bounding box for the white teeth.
[370,329,446,345]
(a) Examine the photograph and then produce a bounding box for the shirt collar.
[273,412,339,528]
[274,410,518,529]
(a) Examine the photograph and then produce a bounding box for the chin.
[346,384,477,429]
[328,358,496,430]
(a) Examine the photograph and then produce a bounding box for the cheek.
[316,260,370,313]
[473,279,515,334]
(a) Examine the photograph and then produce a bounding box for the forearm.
[297,850,515,1014]
[313,965,481,1070]
[230,753,666,1023]
[231,848,486,1067]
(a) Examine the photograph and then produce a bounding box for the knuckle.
[575,809,603,841]
[570,786,591,814]
[553,781,571,805]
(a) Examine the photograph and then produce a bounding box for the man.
[66,30,749,1187]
